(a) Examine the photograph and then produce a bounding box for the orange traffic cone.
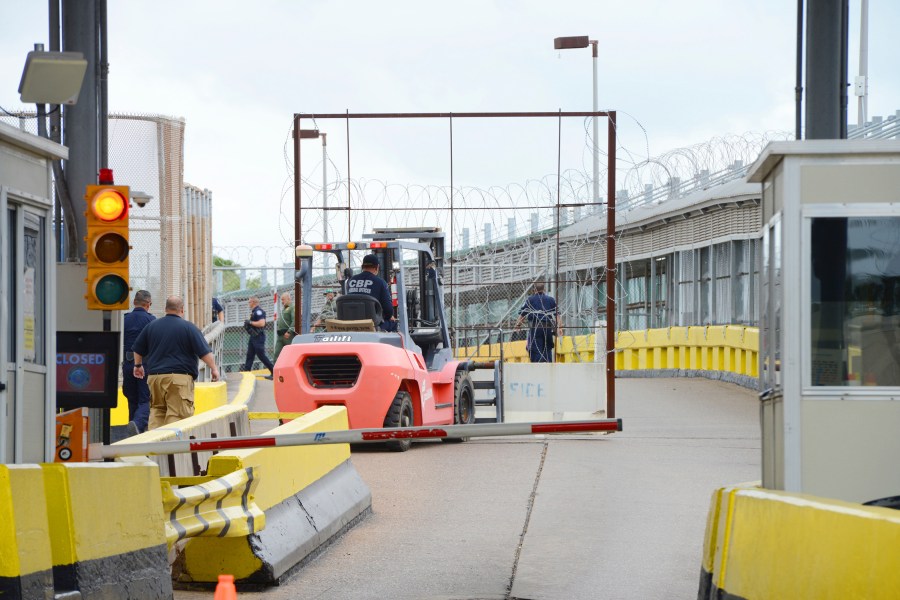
[213,574,237,599]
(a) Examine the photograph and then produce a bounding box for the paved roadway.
[177,376,759,600]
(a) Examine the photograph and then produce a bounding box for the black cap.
[362,254,379,266]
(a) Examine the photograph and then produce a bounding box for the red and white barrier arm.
[90,419,623,460]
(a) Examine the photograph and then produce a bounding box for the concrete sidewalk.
[177,376,759,600]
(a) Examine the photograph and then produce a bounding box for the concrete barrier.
[503,362,605,421]
[161,466,265,546]
[700,484,900,599]
[42,462,172,599]
[177,406,372,585]
[0,465,54,599]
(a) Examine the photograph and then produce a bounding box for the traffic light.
[84,184,130,310]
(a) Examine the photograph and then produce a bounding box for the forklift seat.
[334,294,384,327]
[409,327,443,347]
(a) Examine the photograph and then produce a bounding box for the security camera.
[131,191,152,208]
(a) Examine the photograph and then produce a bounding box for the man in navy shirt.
[243,296,274,377]
[347,254,395,330]
[515,282,559,363]
[132,296,219,429]
[122,290,155,435]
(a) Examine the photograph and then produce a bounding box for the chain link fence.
[2,112,219,375]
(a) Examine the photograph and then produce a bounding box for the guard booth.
[0,121,63,463]
[748,140,900,503]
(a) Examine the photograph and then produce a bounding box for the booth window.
[762,220,783,390]
[810,217,900,386]
[22,212,45,365]
[6,208,15,361]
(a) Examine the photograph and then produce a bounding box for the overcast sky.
[2,0,899,259]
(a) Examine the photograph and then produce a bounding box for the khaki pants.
[147,374,195,429]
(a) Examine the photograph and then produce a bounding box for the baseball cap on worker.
[323,289,335,295]
[362,254,379,267]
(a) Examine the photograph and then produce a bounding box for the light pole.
[555,37,616,417]
[320,133,329,245]
[856,0,869,127]
[554,35,600,207]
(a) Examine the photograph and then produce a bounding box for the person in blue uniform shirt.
[243,295,274,378]
[514,282,559,363]
[122,290,155,436]
[132,296,219,429]
[347,254,396,331]
[212,297,224,323]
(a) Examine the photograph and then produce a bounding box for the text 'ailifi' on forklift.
[273,227,503,451]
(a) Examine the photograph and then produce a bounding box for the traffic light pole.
[102,309,112,448]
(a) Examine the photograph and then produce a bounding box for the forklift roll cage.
[296,228,452,368]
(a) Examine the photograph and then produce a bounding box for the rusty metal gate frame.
[291,110,618,417]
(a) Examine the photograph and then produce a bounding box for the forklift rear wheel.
[444,372,475,444]
[384,390,414,452]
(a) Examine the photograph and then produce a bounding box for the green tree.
[213,255,241,292]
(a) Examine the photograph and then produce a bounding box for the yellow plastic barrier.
[160,466,265,546]
[615,326,758,377]
[700,484,900,599]
[112,380,228,426]
[456,325,759,378]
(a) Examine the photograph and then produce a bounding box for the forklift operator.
[347,254,396,331]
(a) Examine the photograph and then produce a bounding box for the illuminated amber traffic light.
[84,184,130,310]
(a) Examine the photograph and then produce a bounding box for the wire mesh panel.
[109,116,213,328]
[108,115,192,318]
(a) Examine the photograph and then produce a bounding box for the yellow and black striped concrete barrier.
[161,466,265,546]
[700,484,900,599]
[177,405,372,585]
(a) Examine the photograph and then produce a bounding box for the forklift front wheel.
[445,373,475,444]
[384,390,414,452]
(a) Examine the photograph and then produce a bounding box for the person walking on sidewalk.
[122,290,155,436]
[274,291,297,362]
[243,295,274,378]
[132,296,219,429]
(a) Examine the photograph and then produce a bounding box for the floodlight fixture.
[19,50,88,105]
[553,36,590,50]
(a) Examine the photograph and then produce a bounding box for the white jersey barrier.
[502,363,606,422]
[90,419,623,460]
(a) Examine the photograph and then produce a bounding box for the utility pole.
[62,0,101,259]
[805,0,849,139]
